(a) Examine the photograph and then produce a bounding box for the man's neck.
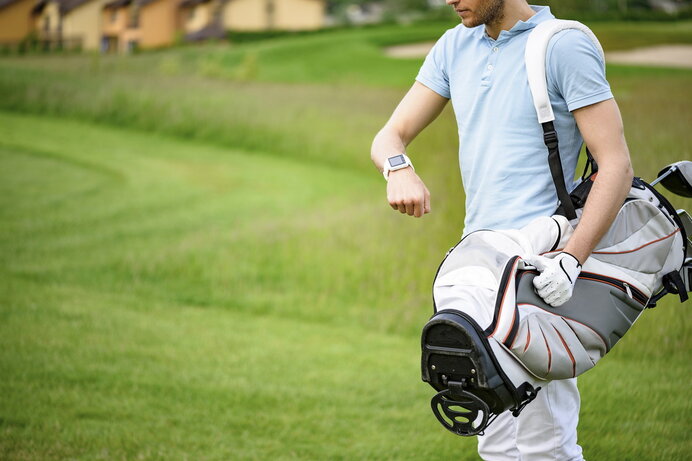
[485,1,536,40]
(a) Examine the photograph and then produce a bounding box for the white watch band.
[382,154,414,180]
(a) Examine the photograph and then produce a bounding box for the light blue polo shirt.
[416,6,613,234]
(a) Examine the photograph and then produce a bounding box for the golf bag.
[421,19,692,436]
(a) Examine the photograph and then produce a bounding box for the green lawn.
[1,20,691,460]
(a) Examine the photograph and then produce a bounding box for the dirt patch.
[384,42,692,69]
[606,44,692,68]
[384,42,436,58]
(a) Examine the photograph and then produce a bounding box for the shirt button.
[487,64,494,71]
[492,47,499,52]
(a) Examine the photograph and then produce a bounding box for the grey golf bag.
[421,19,692,436]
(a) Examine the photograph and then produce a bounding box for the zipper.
[623,282,632,300]
[521,269,648,306]
[578,271,648,306]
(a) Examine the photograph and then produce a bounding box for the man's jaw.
[456,8,478,27]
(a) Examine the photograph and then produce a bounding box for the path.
[384,43,692,68]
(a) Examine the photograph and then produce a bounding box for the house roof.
[103,0,130,8]
[179,0,210,8]
[1,0,38,9]
[33,0,95,14]
[61,0,92,12]
[0,0,21,10]
[101,0,163,9]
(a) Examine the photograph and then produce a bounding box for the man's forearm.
[371,126,407,173]
[371,82,448,173]
[563,157,633,264]
[565,98,635,264]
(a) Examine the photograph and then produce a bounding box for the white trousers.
[477,378,584,461]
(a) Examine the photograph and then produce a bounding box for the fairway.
[1,20,691,460]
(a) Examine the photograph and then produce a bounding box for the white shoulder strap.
[525,19,605,123]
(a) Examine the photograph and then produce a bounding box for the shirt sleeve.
[547,29,613,112]
[415,31,451,99]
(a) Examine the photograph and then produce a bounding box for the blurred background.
[0,0,690,460]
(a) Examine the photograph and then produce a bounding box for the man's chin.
[458,12,480,28]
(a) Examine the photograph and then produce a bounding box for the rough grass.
[0,20,691,460]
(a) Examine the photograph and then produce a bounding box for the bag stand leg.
[422,309,541,436]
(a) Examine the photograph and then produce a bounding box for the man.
[370,1,633,459]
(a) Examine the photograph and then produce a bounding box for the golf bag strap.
[525,19,605,124]
[543,121,577,220]
[526,20,606,220]
[581,147,598,180]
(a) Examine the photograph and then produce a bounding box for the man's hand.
[387,167,431,218]
[524,252,582,307]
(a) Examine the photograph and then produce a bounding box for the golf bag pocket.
[509,271,645,380]
[509,311,598,380]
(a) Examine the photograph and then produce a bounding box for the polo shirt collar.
[484,5,555,42]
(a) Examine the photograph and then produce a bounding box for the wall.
[0,0,35,43]
[223,0,266,31]
[274,0,324,30]
[139,0,178,48]
[62,0,111,50]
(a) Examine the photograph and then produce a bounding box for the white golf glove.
[524,252,582,307]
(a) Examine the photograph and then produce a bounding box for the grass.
[0,20,691,460]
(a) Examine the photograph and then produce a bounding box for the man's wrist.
[387,165,414,178]
[560,251,582,267]
[382,153,414,180]
[561,247,587,266]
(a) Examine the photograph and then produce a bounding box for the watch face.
[388,155,406,168]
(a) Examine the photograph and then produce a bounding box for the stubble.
[461,0,505,28]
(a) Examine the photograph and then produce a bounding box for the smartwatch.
[382,154,414,180]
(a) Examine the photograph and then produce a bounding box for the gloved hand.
[524,252,582,307]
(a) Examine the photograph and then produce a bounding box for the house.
[0,0,35,45]
[32,0,111,51]
[223,0,325,31]
[178,0,326,43]
[101,0,135,52]
[101,0,178,52]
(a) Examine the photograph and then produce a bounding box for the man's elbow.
[618,148,634,185]
[598,144,633,179]
[624,161,634,185]
[613,152,634,183]
[615,155,634,192]
[592,148,633,195]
